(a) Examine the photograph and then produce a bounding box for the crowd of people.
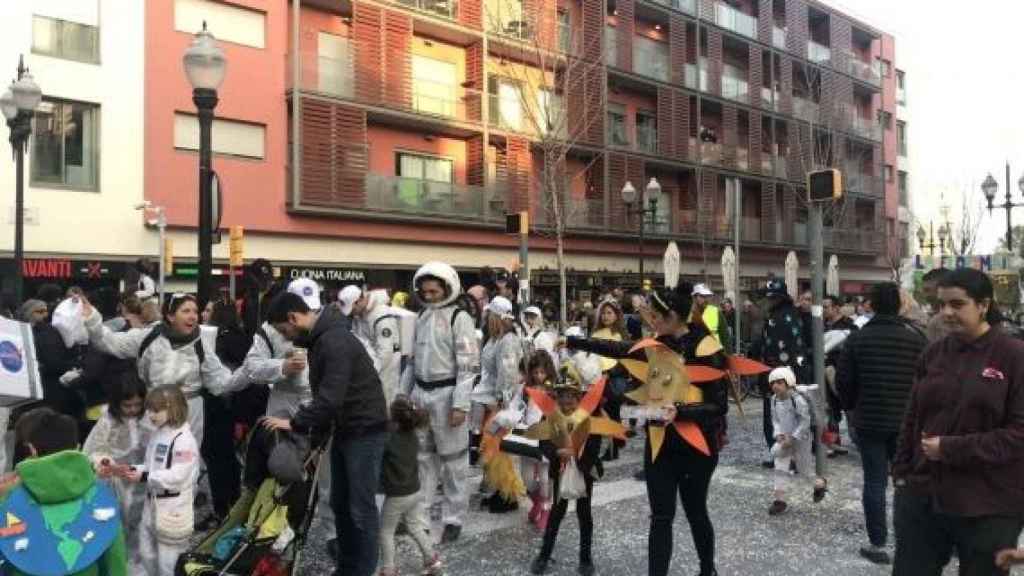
[0,259,1023,576]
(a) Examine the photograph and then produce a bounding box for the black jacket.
[34,322,79,416]
[540,433,602,486]
[292,307,388,438]
[567,324,730,454]
[836,315,927,433]
[381,427,420,497]
[753,299,807,370]
[72,323,137,408]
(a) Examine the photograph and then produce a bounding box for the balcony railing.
[636,122,658,154]
[737,147,749,171]
[722,74,749,103]
[793,97,820,122]
[412,77,460,118]
[701,142,724,166]
[684,63,708,91]
[633,40,670,82]
[848,113,882,141]
[773,26,787,49]
[843,163,881,196]
[761,86,779,111]
[807,41,831,64]
[365,173,506,221]
[293,53,355,99]
[489,93,567,138]
[742,217,761,242]
[715,2,757,39]
[396,0,458,20]
[646,0,696,14]
[897,88,907,105]
[824,229,879,252]
[534,198,606,230]
[846,54,881,86]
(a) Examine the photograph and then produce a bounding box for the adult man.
[822,294,856,457]
[740,299,764,350]
[920,267,952,343]
[836,282,926,565]
[338,284,367,319]
[692,284,732,352]
[264,292,388,576]
[351,288,402,406]
[399,262,480,544]
[854,297,875,329]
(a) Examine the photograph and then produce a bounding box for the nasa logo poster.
[0,317,43,406]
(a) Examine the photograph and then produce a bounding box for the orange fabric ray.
[628,338,664,354]
[687,365,727,383]
[525,385,557,416]
[589,417,628,441]
[727,356,772,376]
[578,376,606,415]
[674,421,711,456]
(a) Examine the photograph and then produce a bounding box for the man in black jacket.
[263,292,388,576]
[836,282,926,566]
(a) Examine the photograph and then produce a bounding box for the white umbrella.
[827,255,840,296]
[785,251,799,300]
[721,246,736,302]
[664,242,680,289]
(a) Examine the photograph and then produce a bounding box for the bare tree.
[485,1,606,328]
[947,185,984,257]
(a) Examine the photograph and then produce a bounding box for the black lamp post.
[915,221,947,257]
[621,177,661,289]
[982,164,1024,252]
[182,22,226,307]
[1,56,42,305]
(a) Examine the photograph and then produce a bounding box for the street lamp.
[135,201,167,305]
[2,55,42,304]
[621,178,661,288]
[982,164,1024,253]
[916,221,941,256]
[183,21,226,306]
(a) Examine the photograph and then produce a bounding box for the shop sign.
[21,259,122,280]
[285,267,366,283]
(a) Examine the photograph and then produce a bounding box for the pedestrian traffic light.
[163,238,174,273]
[505,211,529,235]
[807,169,843,202]
[229,225,244,267]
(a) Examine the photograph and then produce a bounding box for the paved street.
[289,398,911,576]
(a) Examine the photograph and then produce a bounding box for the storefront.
[0,258,128,316]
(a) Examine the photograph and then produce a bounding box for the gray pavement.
[287,397,912,576]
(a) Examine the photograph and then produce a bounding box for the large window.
[489,76,523,130]
[318,33,353,98]
[31,99,99,190]
[896,121,907,156]
[607,103,628,146]
[486,0,529,39]
[898,171,908,207]
[884,164,894,183]
[558,10,572,53]
[636,111,657,153]
[32,15,99,63]
[413,55,457,117]
[397,152,453,183]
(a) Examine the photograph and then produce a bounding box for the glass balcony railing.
[793,97,819,122]
[701,142,724,166]
[761,86,779,110]
[773,26,787,49]
[742,217,762,242]
[605,27,618,66]
[633,40,670,82]
[846,54,881,86]
[737,147,749,171]
[365,173,507,221]
[848,114,882,141]
[807,41,831,64]
[293,53,355,99]
[412,78,460,118]
[824,229,878,252]
[715,2,757,39]
[722,74,749,103]
[684,63,708,91]
[397,0,458,20]
[843,163,881,195]
[636,122,658,154]
[646,0,696,15]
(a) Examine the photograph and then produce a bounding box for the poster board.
[0,317,43,407]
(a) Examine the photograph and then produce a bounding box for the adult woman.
[892,268,1024,575]
[565,283,728,576]
[82,293,239,447]
[591,299,628,462]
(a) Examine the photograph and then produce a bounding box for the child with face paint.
[125,385,199,576]
[84,372,150,573]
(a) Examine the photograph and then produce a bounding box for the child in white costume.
[767,367,827,515]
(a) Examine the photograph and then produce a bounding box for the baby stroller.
[175,424,330,576]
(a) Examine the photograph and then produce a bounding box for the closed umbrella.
[664,242,680,289]
[827,255,840,296]
[721,246,736,303]
[785,251,799,300]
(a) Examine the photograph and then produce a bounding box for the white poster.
[0,317,43,406]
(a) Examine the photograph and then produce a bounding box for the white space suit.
[138,422,199,576]
[355,289,402,406]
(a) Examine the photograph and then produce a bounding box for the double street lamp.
[916,221,948,256]
[981,163,1024,253]
[1,56,42,305]
[621,177,661,289]
[183,22,226,306]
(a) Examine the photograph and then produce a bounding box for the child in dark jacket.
[378,397,442,576]
[530,380,603,576]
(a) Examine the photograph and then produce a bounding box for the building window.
[174,114,266,159]
[31,99,100,190]
[879,58,891,78]
[489,76,523,131]
[486,0,529,39]
[318,33,353,98]
[32,15,99,63]
[396,152,454,184]
[636,110,657,153]
[413,55,457,117]
[896,70,906,104]
[878,110,893,130]
[174,0,266,49]
[897,170,908,207]
[884,164,894,183]
[896,121,907,157]
[605,26,618,65]
[607,103,629,146]
[558,10,572,53]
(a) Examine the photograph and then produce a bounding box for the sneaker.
[768,500,788,516]
[578,559,595,576]
[813,481,828,503]
[859,545,891,565]
[530,556,550,575]
[423,552,444,575]
[440,524,461,544]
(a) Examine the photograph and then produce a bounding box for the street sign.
[229,225,244,267]
[808,169,843,202]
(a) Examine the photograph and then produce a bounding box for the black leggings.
[540,476,594,563]
[646,430,719,576]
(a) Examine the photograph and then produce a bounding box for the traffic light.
[505,211,529,235]
[229,225,244,267]
[163,238,174,274]
[807,169,843,202]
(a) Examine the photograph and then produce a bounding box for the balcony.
[295,53,355,99]
[633,39,670,82]
[701,141,724,167]
[412,78,469,119]
[807,41,831,64]
[742,217,761,242]
[715,2,758,39]
[773,26,787,49]
[364,173,506,221]
[846,54,881,86]
[824,229,879,253]
[793,97,820,122]
[636,122,658,154]
[396,0,458,20]
[897,87,907,105]
[646,0,697,14]
[843,164,881,196]
[761,86,779,111]
[534,198,606,230]
[848,113,881,141]
[684,63,708,91]
[722,74,749,104]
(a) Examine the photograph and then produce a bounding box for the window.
[884,164,894,183]
[31,99,100,190]
[32,15,99,63]
[897,171,908,207]
[489,76,523,130]
[536,88,565,137]
[636,111,657,153]
[879,58,891,78]
[605,26,618,65]
[413,55,457,117]
[396,152,453,183]
[318,33,353,98]
[896,70,906,104]
[174,0,266,49]
[896,121,907,156]
[607,103,628,146]
[558,10,572,53]
[878,110,893,130]
[174,114,266,159]
[486,0,529,39]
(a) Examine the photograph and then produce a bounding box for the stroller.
[175,425,330,576]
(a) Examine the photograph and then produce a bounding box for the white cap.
[287,278,322,311]
[523,305,542,317]
[338,285,363,316]
[692,283,714,297]
[768,366,796,388]
[486,296,515,320]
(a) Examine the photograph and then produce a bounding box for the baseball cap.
[761,279,788,298]
[692,283,714,297]
[523,305,542,317]
[338,285,363,316]
[287,278,322,311]
[486,296,515,320]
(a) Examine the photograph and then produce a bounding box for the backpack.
[256,325,275,358]
[139,324,205,365]
[790,390,819,431]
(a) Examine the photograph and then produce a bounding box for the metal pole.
[194,89,218,307]
[519,229,529,305]
[809,202,827,479]
[13,124,24,304]
[1007,162,1013,253]
[291,0,301,209]
[638,207,645,289]
[157,209,166,305]
[733,178,741,354]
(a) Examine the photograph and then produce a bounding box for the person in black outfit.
[822,294,856,456]
[566,282,728,576]
[263,292,389,576]
[20,299,80,420]
[530,380,603,576]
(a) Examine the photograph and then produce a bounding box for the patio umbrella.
[664,242,680,289]
[721,246,736,303]
[827,255,840,296]
[785,251,799,301]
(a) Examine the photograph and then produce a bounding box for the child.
[517,351,558,530]
[767,367,826,515]
[530,379,602,576]
[83,371,149,573]
[126,385,199,576]
[591,299,629,462]
[1,407,128,576]
[378,397,442,576]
